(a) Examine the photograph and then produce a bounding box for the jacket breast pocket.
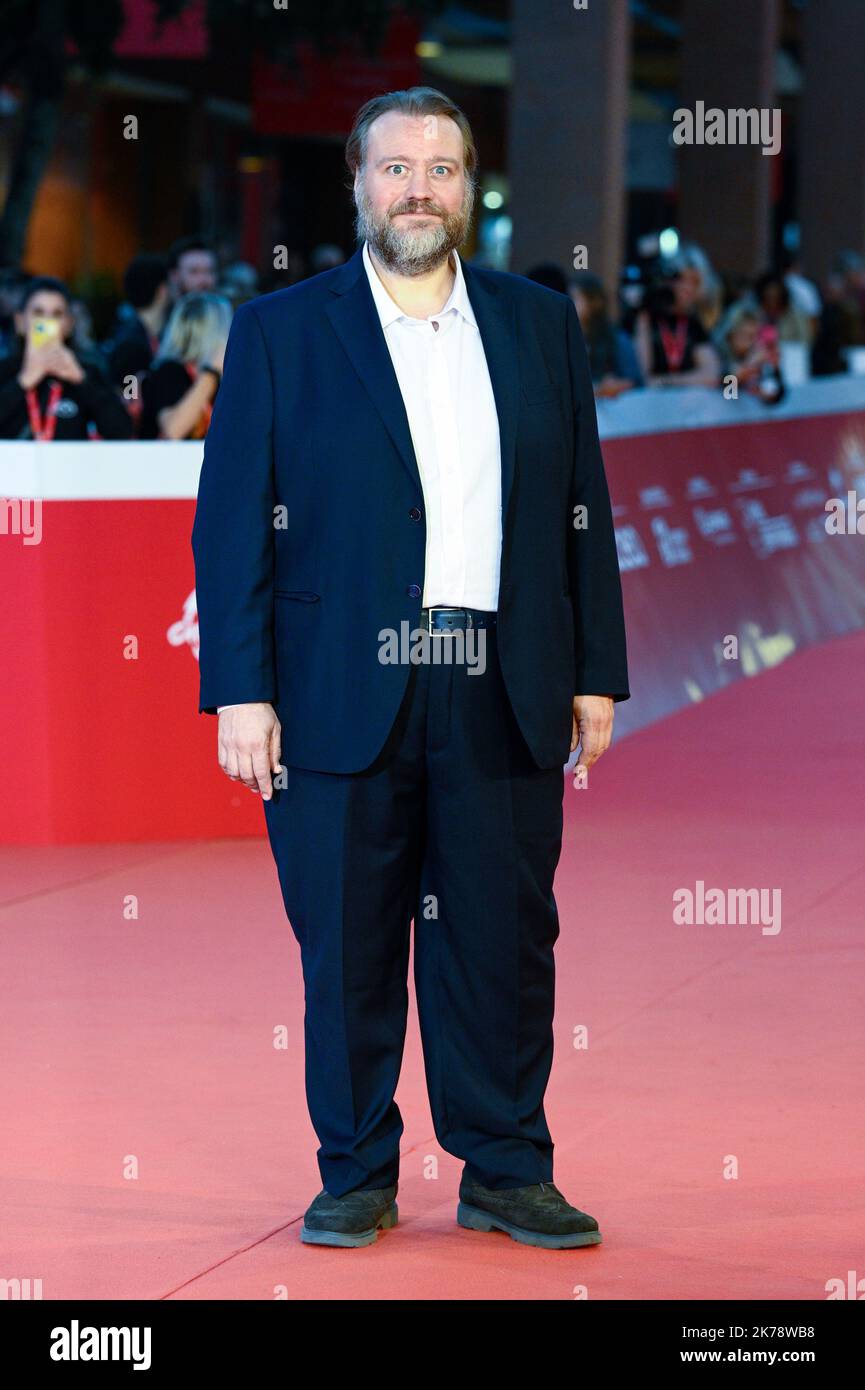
[274,590,320,602]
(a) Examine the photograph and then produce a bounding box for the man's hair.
[21,275,71,310]
[123,253,168,308]
[166,235,216,271]
[344,86,478,183]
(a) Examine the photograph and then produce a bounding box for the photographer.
[634,264,722,388]
[0,276,133,440]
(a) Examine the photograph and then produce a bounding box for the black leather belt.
[420,605,497,634]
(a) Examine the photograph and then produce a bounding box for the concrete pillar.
[509,0,630,298]
[677,0,779,277]
[799,0,865,284]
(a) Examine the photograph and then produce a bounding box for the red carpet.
[2,631,863,1300]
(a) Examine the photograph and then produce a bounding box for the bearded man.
[192,86,629,1250]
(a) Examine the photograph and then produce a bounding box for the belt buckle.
[426,605,469,635]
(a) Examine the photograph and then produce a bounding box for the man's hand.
[18,342,84,390]
[17,341,53,390]
[47,345,85,384]
[570,694,614,786]
[217,702,282,800]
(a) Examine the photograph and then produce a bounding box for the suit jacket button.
[407,584,421,598]
[409,507,422,521]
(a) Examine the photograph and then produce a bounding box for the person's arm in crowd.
[0,344,70,434]
[158,369,219,440]
[158,346,225,440]
[4,338,133,440]
[731,352,764,387]
[650,342,722,388]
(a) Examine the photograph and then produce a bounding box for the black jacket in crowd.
[0,348,133,440]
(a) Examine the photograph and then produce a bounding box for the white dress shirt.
[361,238,502,610]
[217,240,502,712]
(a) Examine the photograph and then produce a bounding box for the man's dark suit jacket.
[191,244,629,773]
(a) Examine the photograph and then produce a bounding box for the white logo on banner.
[729,468,773,492]
[650,516,694,567]
[167,589,200,661]
[738,499,799,558]
[686,476,716,499]
[785,460,814,482]
[693,506,737,545]
[614,525,651,571]
[638,485,672,509]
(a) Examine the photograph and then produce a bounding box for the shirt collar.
[362,239,476,329]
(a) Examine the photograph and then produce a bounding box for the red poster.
[253,13,420,138]
[114,0,208,59]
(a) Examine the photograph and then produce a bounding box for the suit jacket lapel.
[325,247,422,496]
[325,243,520,528]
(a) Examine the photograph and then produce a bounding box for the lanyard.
[658,316,689,372]
[25,380,64,440]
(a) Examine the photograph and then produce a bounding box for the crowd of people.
[529,242,865,406]
[0,237,261,442]
[0,232,863,441]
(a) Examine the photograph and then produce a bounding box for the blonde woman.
[141,292,232,439]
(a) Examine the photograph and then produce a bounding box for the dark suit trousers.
[263,625,566,1196]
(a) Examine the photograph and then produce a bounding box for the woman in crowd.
[634,259,722,388]
[718,305,786,405]
[140,292,232,440]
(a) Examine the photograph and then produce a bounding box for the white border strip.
[0,377,862,499]
[0,441,204,499]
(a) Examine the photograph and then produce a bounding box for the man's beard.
[353,176,476,277]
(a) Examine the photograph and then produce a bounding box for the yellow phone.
[29,317,61,350]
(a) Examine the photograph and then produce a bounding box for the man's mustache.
[391,205,445,218]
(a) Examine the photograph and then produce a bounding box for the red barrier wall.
[2,403,864,844]
[604,410,865,737]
